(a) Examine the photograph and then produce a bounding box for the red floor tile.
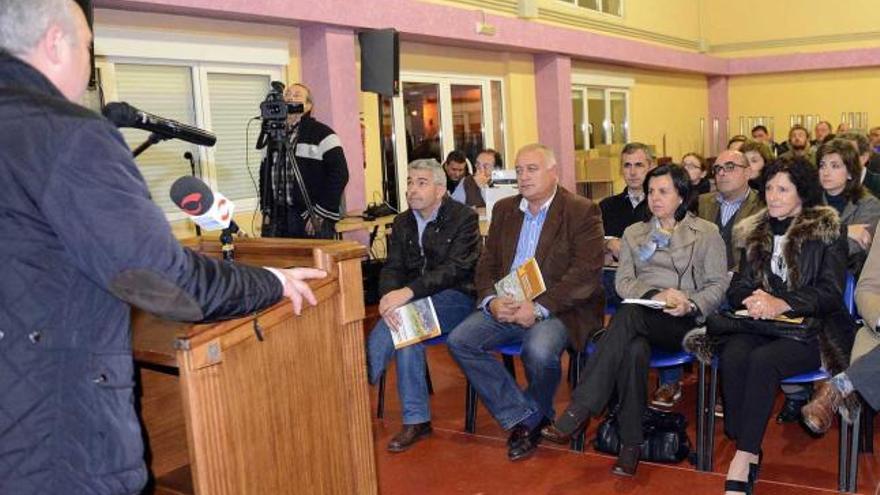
[371,346,880,494]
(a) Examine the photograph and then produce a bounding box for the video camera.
[260,81,304,122]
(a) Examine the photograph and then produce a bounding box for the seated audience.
[740,140,774,192]
[838,131,880,198]
[750,125,778,156]
[366,158,481,452]
[451,148,503,207]
[541,165,728,477]
[682,152,711,213]
[728,135,748,151]
[707,157,854,494]
[698,150,763,271]
[802,223,880,434]
[443,150,469,194]
[447,143,605,462]
[780,125,814,164]
[600,143,654,263]
[817,139,880,275]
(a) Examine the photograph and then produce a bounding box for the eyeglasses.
[712,161,748,174]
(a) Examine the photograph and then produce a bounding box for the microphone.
[169,176,238,232]
[103,102,217,147]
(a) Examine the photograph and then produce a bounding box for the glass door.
[391,75,504,207]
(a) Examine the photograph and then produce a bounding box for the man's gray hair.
[0,0,79,57]
[516,143,557,168]
[620,142,654,164]
[407,158,446,186]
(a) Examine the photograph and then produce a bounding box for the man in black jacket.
[0,2,323,494]
[260,83,349,239]
[366,158,481,452]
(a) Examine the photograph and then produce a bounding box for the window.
[389,74,507,209]
[557,0,622,16]
[571,85,630,150]
[98,61,280,217]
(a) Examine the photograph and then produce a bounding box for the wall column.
[300,25,366,218]
[707,76,729,157]
[534,53,575,191]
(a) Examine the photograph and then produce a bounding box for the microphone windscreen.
[169,176,214,216]
[102,102,138,127]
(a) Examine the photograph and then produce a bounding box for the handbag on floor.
[593,406,691,463]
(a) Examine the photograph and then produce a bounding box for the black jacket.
[729,207,856,373]
[260,112,349,223]
[380,196,481,300]
[0,52,282,495]
[599,188,649,238]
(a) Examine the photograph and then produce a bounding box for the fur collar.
[732,206,840,290]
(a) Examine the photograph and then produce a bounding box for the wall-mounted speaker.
[359,28,399,97]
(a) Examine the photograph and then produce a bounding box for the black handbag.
[707,311,818,343]
[593,407,691,463]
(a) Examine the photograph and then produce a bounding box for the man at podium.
[366,158,481,452]
[0,2,323,494]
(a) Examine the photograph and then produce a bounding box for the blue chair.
[376,333,448,419]
[463,341,589,435]
[700,272,860,492]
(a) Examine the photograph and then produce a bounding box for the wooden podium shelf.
[134,238,374,495]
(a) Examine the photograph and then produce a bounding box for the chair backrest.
[844,271,856,317]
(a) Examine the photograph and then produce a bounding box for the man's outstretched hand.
[277,268,327,314]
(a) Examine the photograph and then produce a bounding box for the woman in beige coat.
[541,164,729,476]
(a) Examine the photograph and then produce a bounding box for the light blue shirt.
[481,190,557,318]
[451,180,467,204]
[716,189,750,227]
[412,205,440,251]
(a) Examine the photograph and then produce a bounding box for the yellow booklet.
[390,297,441,349]
[495,257,547,302]
[734,309,805,324]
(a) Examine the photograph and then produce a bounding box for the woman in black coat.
[709,157,855,494]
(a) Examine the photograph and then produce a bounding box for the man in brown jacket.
[447,143,605,462]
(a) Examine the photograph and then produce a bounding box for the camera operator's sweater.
[261,112,349,222]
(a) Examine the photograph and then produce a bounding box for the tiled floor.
[371,345,880,494]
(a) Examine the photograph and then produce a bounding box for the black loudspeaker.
[73,0,96,89]
[359,29,399,97]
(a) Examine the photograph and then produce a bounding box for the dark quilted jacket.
[0,52,283,494]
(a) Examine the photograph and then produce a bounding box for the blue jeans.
[366,289,474,424]
[446,311,569,430]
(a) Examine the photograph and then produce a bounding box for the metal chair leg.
[502,354,517,380]
[706,361,718,472]
[465,380,477,433]
[696,360,707,471]
[377,370,386,419]
[425,360,434,396]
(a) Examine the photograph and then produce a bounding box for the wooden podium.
[132,238,376,495]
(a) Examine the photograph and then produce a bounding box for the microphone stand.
[219,222,240,261]
[183,152,202,237]
[133,132,170,158]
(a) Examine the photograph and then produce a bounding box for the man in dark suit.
[599,142,654,262]
[447,143,605,461]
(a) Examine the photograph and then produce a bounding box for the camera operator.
[259,83,349,239]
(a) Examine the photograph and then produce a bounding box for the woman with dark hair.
[708,157,855,494]
[741,140,774,192]
[541,165,729,476]
[682,153,712,212]
[817,138,880,275]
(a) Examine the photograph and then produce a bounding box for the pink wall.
[707,76,729,156]
[534,53,576,191]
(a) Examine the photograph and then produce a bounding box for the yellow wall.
[573,61,708,192]
[422,0,702,50]
[704,0,880,56]
[729,67,880,141]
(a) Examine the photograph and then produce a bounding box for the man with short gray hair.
[366,158,481,453]
[0,2,325,493]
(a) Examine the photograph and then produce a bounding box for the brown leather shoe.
[540,423,574,444]
[611,444,640,477]
[387,422,432,453]
[802,382,844,435]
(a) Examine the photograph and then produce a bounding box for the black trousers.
[564,305,695,445]
[263,210,337,239]
[717,331,820,454]
[849,344,880,410]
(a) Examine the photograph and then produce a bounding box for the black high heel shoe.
[540,406,590,444]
